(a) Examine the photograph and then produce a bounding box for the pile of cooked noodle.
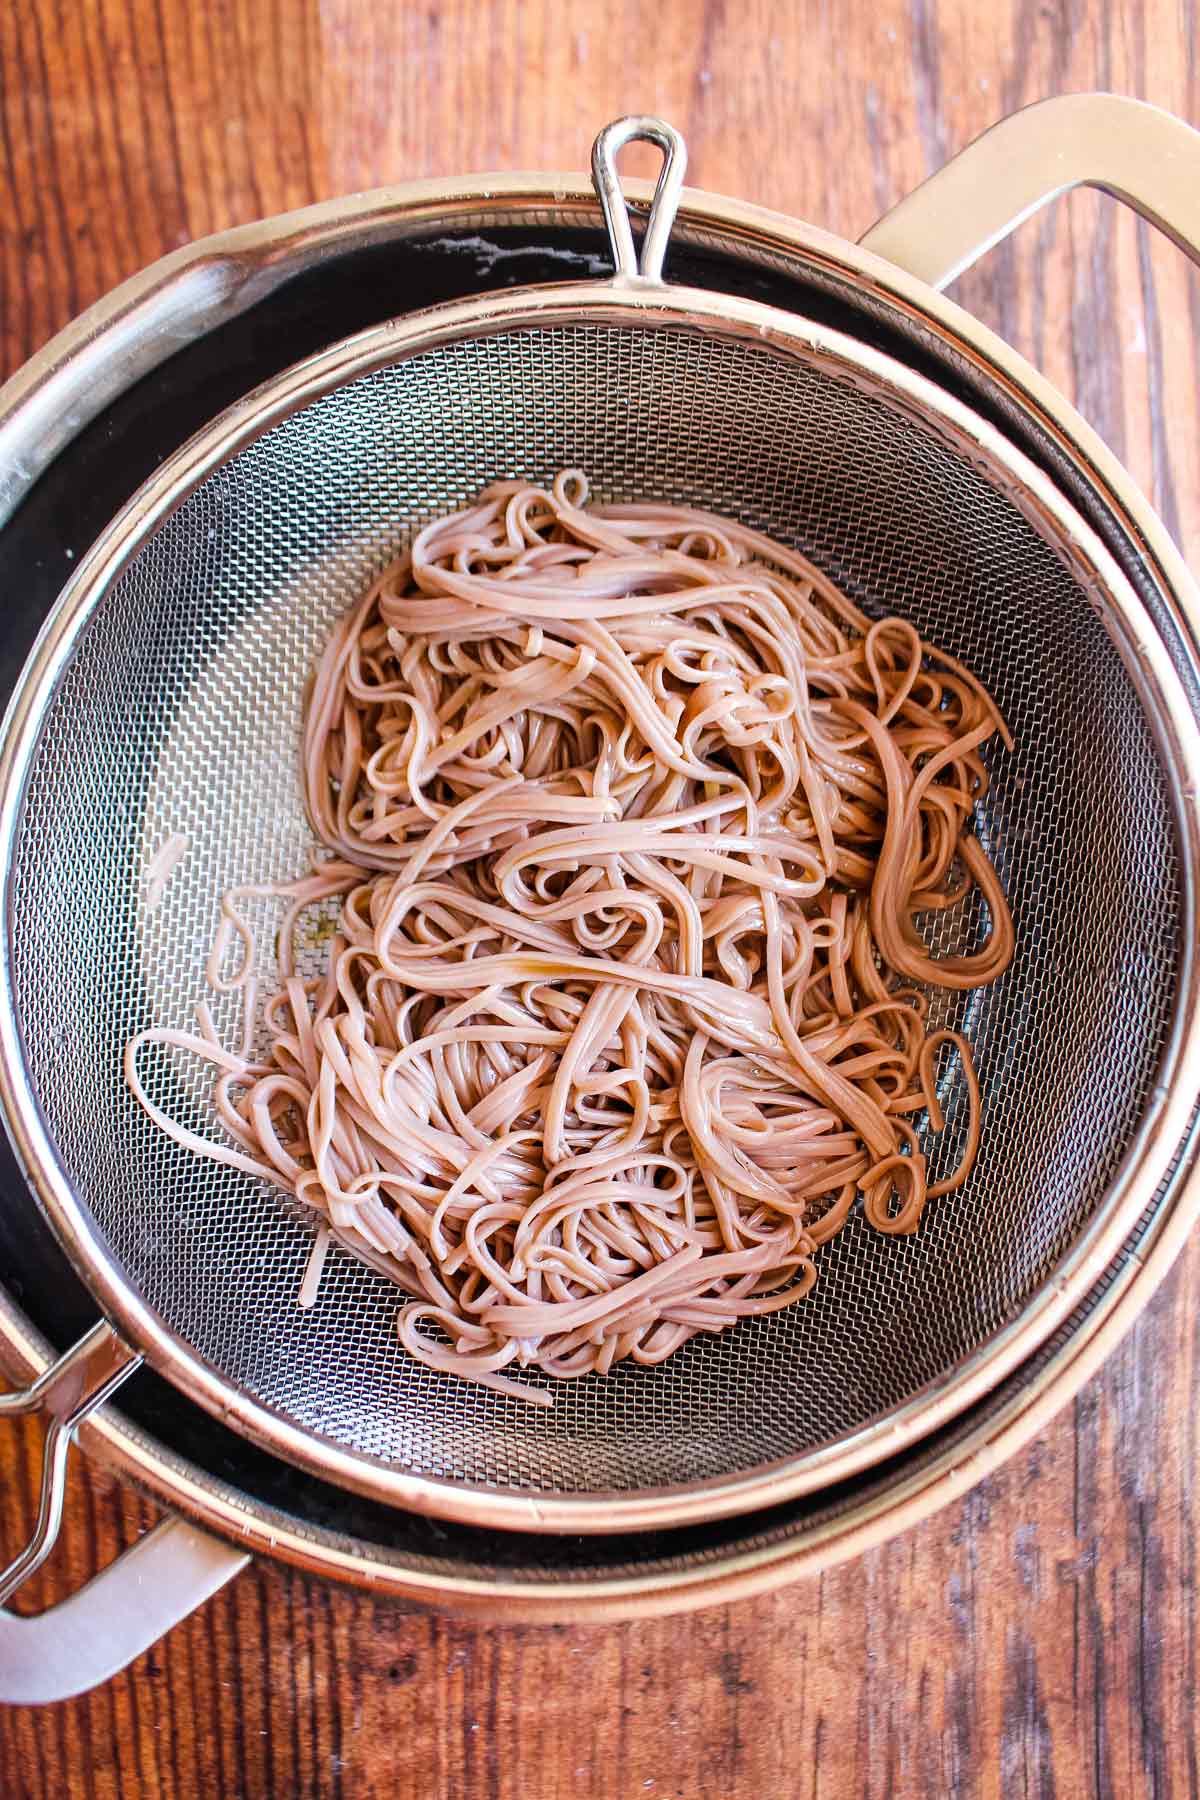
[127,471,1013,1400]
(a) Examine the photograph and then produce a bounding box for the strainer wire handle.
[858,93,1200,290]
[591,116,688,285]
[0,1321,250,1703]
[0,1321,141,1605]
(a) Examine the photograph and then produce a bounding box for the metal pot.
[1,93,1198,1704]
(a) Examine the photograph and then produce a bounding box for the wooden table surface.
[1,2,1199,1795]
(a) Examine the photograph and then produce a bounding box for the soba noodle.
[143,832,190,913]
[126,471,1014,1400]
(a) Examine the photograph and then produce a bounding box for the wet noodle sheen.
[127,472,1014,1401]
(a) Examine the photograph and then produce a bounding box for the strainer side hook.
[591,116,688,285]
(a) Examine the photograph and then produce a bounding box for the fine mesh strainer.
[1,116,1200,1582]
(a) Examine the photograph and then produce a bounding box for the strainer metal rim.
[2,274,1199,1534]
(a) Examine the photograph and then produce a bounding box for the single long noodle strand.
[127,472,1014,1400]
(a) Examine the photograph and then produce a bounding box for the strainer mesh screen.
[8,323,1182,1495]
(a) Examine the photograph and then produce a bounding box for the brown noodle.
[127,471,1014,1401]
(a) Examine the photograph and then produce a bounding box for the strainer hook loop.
[590,115,687,285]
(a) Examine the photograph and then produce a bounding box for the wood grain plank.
[0,0,1198,1793]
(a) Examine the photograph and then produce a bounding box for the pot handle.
[859,93,1200,288]
[0,1322,248,1704]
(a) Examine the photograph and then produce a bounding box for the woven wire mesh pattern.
[9,322,1184,1496]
